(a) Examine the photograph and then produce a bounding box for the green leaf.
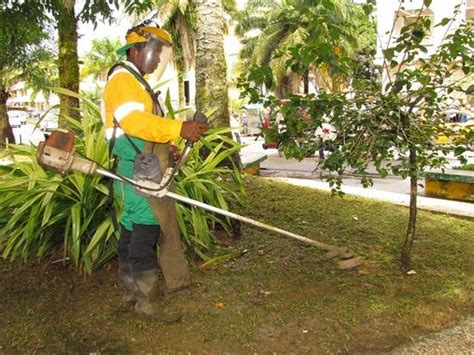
[466,84,474,95]
[362,4,373,15]
[423,0,432,7]
[383,48,395,61]
[454,146,466,156]
[435,17,451,27]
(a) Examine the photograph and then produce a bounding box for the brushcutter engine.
[37,130,174,198]
[37,130,97,175]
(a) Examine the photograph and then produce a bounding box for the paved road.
[240,136,474,217]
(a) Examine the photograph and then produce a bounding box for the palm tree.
[195,0,230,128]
[235,0,372,96]
[81,38,121,81]
[152,0,237,121]
[23,49,59,106]
[53,0,80,124]
[44,0,118,126]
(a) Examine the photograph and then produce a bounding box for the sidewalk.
[240,136,474,218]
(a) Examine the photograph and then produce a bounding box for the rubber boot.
[118,264,137,307]
[117,227,137,307]
[133,269,181,323]
[143,142,191,292]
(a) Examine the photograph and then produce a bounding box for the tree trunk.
[0,85,15,146]
[290,73,302,93]
[195,0,229,129]
[400,146,418,272]
[56,0,80,126]
[276,75,293,98]
[194,0,242,239]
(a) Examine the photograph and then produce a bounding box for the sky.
[77,12,131,56]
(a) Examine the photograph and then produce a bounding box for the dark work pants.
[117,223,160,273]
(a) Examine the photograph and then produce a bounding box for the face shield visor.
[140,37,172,79]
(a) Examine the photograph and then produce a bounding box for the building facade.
[376,0,473,63]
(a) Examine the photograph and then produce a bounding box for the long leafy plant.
[0,92,243,273]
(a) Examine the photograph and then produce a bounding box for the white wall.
[376,0,468,65]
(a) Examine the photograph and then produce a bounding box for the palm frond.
[157,0,179,23]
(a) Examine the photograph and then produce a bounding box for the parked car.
[7,110,29,128]
[435,109,473,144]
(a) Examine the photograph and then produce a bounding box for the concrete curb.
[268,177,474,218]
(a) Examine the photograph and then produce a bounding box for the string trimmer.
[36,120,361,270]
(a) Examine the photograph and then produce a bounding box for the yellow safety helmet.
[116,25,172,56]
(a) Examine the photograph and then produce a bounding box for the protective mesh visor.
[142,38,172,79]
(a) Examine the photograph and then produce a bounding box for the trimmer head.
[325,248,362,270]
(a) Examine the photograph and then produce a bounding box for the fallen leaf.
[214,302,225,309]
[198,263,216,271]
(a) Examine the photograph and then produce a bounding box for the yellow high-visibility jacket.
[102,61,182,229]
[102,61,182,145]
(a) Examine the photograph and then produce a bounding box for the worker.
[102,23,208,322]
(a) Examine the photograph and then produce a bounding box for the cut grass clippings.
[0,176,472,353]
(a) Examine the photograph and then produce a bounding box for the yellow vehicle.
[435,109,473,144]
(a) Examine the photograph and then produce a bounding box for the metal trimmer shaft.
[96,167,362,269]
[38,130,361,269]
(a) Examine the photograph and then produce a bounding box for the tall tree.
[155,0,236,112]
[54,0,80,124]
[44,0,118,126]
[195,0,229,128]
[0,2,48,145]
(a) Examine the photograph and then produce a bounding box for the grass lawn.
[0,176,472,353]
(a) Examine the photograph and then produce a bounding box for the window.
[467,0,474,20]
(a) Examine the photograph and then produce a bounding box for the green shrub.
[453,163,474,171]
[0,95,243,273]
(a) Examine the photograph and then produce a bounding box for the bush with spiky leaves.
[0,92,243,273]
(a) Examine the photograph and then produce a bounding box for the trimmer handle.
[185,110,208,148]
[193,110,208,123]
